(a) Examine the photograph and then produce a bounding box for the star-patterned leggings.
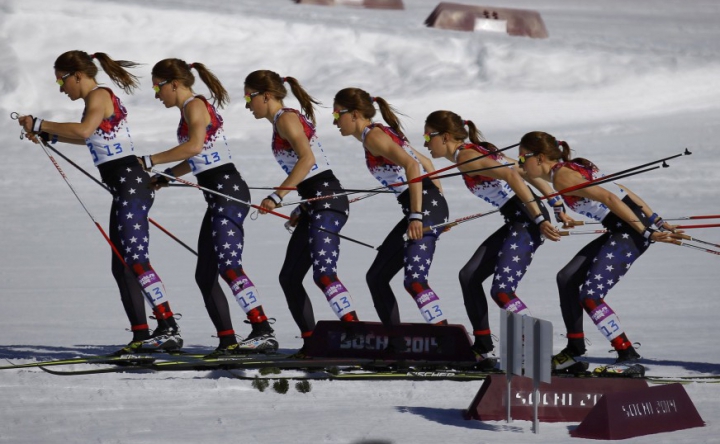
[280,170,357,338]
[556,199,651,349]
[459,198,545,353]
[100,156,174,334]
[196,164,268,338]
[367,181,450,326]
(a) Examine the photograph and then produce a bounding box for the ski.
[552,363,720,383]
[225,368,499,382]
[28,353,353,374]
[34,355,489,375]
[1,353,160,370]
[39,364,154,376]
[25,351,720,385]
[38,361,718,385]
[0,349,284,370]
[39,363,501,380]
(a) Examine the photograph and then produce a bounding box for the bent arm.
[34,88,111,140]
[150,99,208,166]
[272,112,317,200]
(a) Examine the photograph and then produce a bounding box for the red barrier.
[464,374,648,422]
[425,3,548,38]
[571,383,705,439]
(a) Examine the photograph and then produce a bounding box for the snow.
[1,0,720,442]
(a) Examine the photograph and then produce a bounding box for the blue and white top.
[271,108,330,179]
[84,87,135,166]
[176,95,232,175]
[454,143,514,208]
[550,161,624,222]
[361,123,426,197]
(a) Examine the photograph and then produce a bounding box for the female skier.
[244,70,360,355]
[19,50,181,353]
[518,131,678,370]
[333,88,450,329]
[146,59,276,356]
[423,111,562,365]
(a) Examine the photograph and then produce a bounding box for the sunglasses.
[332,109,349,120]
[152,80,169,93]
[518,152,537,165]
[423,131,440,143]
[244,91,262,103]
[56,72,73,87]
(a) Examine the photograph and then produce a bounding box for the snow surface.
[1,0,720,442]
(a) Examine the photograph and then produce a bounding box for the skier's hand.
[406,219,423,240]
[259,198,277,215]
[149,174,169,191]
[540,220,561,242]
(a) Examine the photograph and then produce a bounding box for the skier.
[517,131,679,370]
[333,88,450,329]
[145,59,277,357]
[18,50,182,353]
[423,111,563,366]
[244,70,360,356]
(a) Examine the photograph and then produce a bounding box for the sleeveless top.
[361,123,426,197]
[176,95,232,175]
[84,87,135,166]
[455,143,514,208]
[550,161,625,221]
[270,108,330,180]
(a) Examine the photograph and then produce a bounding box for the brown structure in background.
[425,2,548,38]
[294,0,404,10]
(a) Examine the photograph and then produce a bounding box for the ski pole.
[559,228,720,249]
[279,162,516,209]
[152,169,377,250]
[523,166,661,213]
[415,142,519,183]
[46,143,196,256]
[428,208,502,232]
[418,162,514,182]
[666,214,720,221]
[278,189,380,208]
[259,154,518,211]
[543,165,661,201]
[252,186,394,194]
[565,214,720,228]
[542,149,692,200]
[340,142,521,197]
[674,223,720,230]
[349,192,382,204]
[557,228,719,255]
[10,112,197,256]
[35,138,161,309]
[675,234,720,249]
[671,240,720,256]
[559,229,607,236]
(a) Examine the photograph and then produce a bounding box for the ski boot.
[470,336,498,371]
[114,319,182,356]
[551,348,589,375]
[233,321,279,354]
[615,345,641,364]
